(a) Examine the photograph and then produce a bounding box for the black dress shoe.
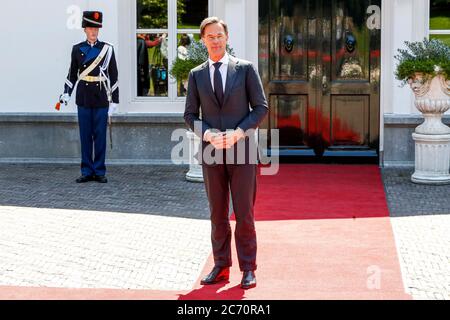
[240,271,256,289]
[76,175,93,183]
[200,266,230,285]
[94,175,108,183]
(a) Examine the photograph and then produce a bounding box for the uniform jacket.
[64,40,119,108]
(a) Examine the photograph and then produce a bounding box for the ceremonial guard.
[59,11,119,183]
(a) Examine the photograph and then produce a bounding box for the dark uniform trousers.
[202,151,258,272]
[77,105,108,177]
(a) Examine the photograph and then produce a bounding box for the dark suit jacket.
[184,55,268,165]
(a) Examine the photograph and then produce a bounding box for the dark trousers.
[202,162,258,271]
[77,106,108,177]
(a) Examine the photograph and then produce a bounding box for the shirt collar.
[86,39,99,47]
[208,52,229,68]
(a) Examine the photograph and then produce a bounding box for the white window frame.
[133,0,210,103]
[429,29,450,36]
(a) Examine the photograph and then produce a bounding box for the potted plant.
[170,39,235,182]
[394,38,450,184]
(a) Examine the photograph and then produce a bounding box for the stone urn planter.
[185,129,204,182]
[409,73,450,184]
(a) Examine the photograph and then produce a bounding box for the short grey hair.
[200,17,228,37]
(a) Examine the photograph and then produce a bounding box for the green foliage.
[430,0,450,30]
[431,35,450,47]
[169,58,199,82]
[137,0,186,29]
[169,40,236,81]
[394,38,450,85]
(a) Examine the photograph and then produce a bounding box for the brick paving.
[0,164,210,219]
[0,164,212,291]
[382,168,450,300]
[0,206,211,291]
[382,168,450,217]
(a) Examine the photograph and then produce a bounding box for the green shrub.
[169,40,235,82]
[394,38,450,85]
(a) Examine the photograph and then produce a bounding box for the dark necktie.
[213,62,224,106]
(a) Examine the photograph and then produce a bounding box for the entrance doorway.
[259,0,381,159]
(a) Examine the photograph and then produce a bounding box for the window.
[429,0,450,46]
[136,0,209,99]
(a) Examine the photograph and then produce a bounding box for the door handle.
[322,75,329,95]
[284,35,294,53]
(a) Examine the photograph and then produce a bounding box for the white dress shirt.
[208,52,229,94]
[203,53,229,141]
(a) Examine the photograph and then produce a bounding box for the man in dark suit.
[184,17,268,289]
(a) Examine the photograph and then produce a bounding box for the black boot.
[76,175,94,183]
[94,175,108,183]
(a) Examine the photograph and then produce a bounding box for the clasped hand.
[205,128,246,150]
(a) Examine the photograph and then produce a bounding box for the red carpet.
[182,165,409,299]
[0,165,410,300]
[252,164,390,220]
[180,219,410,300]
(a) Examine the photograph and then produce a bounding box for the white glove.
[108,103,118,116]
[59,93,70,106]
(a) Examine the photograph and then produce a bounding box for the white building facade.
[0,0,448,165]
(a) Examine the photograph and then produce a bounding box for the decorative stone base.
[185,130,204,183]
[411,133,450,185]
[186,169,204,182]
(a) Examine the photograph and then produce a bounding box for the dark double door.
[259,0,381,157]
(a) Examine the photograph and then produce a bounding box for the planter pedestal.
[412,132,450,184]
[185,130,204,183]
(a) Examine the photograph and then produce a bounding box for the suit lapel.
[223,57,239,107]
